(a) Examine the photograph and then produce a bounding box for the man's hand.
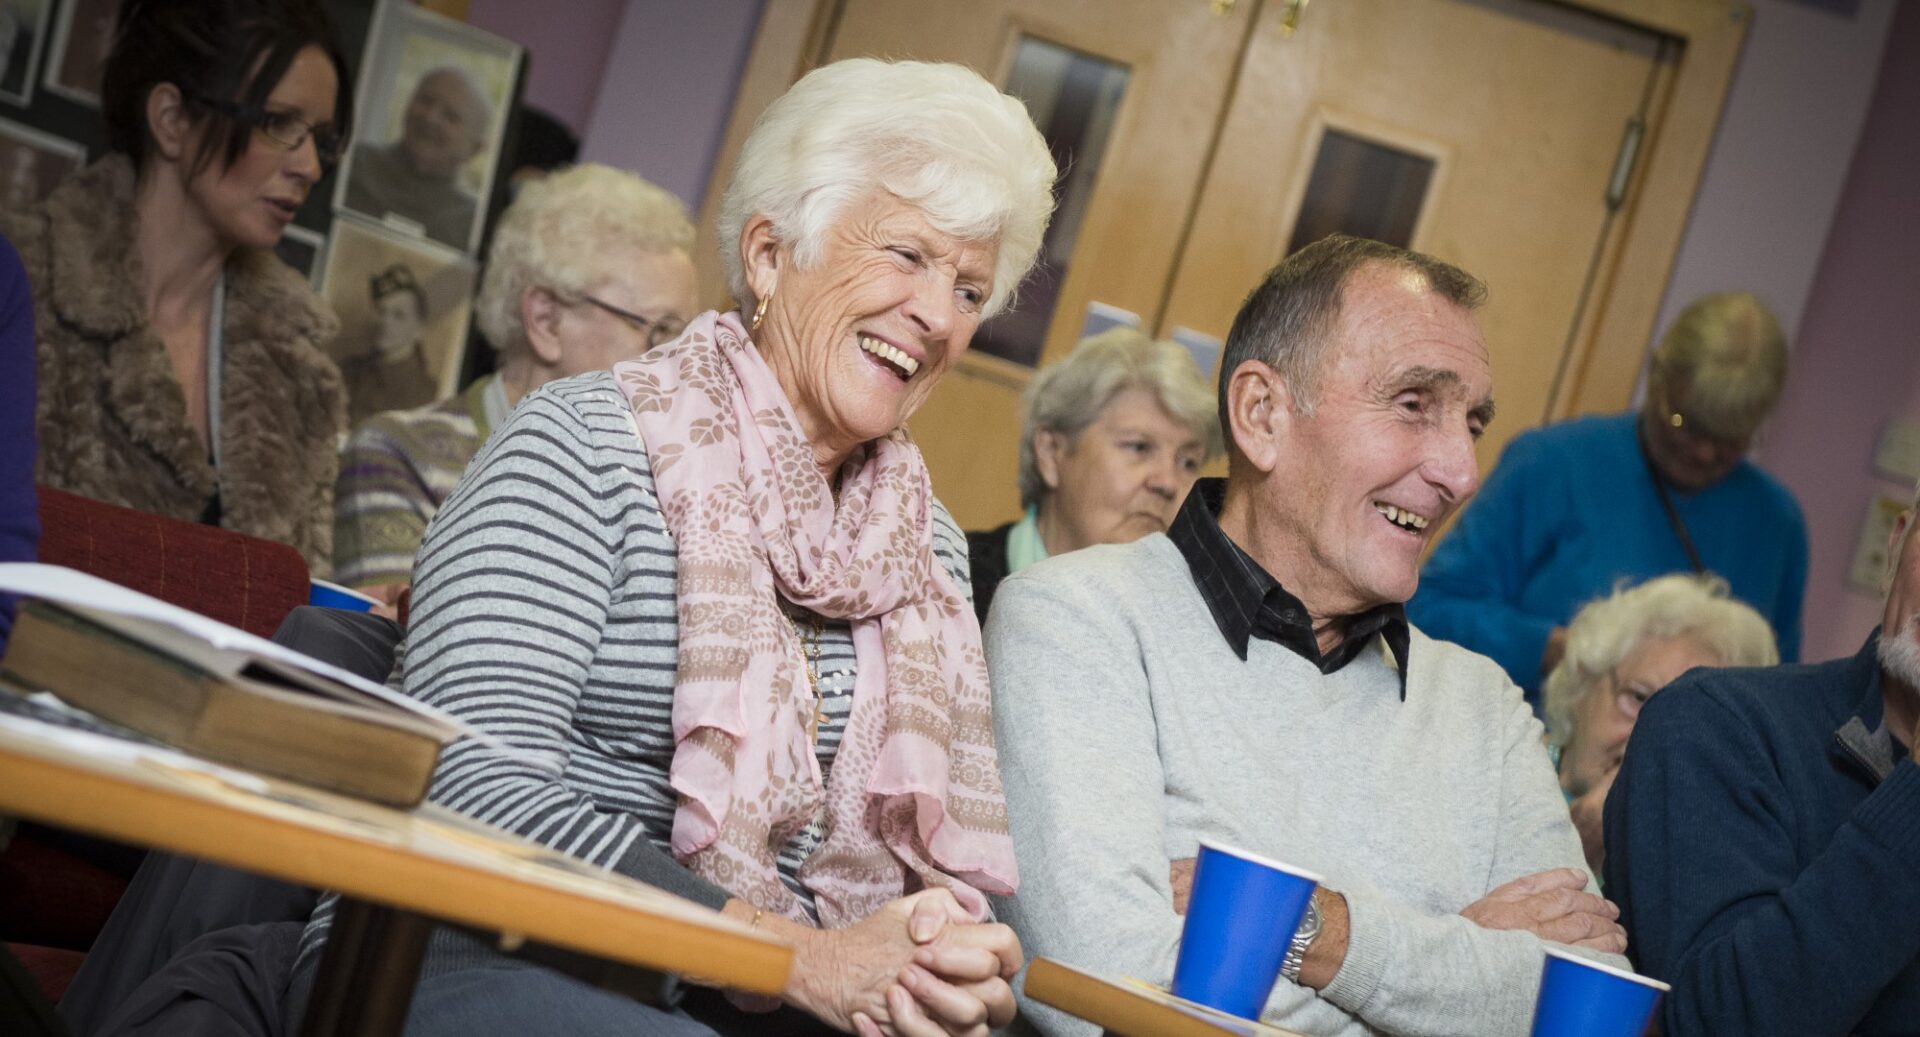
[1566,767,1618,876]
[1169,858,1195,915]
[1460,868,1625,953]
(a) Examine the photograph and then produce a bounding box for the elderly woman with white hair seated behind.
[966,326,1220,622]
[269,57,1057,1037]
[1544,573,1778,874]
[332,162,699,590]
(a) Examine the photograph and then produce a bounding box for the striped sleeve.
[400,385,721,902]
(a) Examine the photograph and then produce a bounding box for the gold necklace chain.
[790,610,829,743]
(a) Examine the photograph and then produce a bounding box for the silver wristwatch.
[1279,893,1322,983]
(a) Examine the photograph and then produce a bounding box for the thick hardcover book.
[2,600,448,807]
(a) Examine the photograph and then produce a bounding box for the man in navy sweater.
[1605,477,1920,1036]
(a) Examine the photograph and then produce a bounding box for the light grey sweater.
[985,535,1625,1037]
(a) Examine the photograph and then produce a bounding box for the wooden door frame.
[696,0,1750,420]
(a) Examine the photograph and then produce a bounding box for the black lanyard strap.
[1638,423,1707,574]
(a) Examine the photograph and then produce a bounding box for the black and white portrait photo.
[333,0,520,254]
[273,224,327,287]
[319,216,477,425]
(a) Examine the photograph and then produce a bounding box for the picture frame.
[318,214,478,427]
[331,0,521,255]
[274,224,328,288]
[40,0,114,108]
[0,0,53,108]
[0,114,82,211]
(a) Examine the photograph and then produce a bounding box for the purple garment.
[0,234,38,650]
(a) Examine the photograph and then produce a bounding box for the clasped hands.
[738,889,1021,1037]
[1169,860,1624,956]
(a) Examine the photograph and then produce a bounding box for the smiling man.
[344,66,492,249]
[988,235,1627,1036]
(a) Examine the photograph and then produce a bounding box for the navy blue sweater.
[1604,635,1920,1036]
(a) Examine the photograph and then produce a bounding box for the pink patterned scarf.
[612,311,1017,927]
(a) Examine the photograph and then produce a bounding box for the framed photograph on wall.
[332,0,521,255]
[0,115,81,210]
[318,215,477,427]
[0,0,53,107]
[274,224,328,287]
[41,0,114,107]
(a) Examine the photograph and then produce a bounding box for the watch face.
[1297,896,1323,940]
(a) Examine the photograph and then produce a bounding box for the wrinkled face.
[1562,634,1721,796]
[1880,511,1920,693]
[756,191,997,460]
[1640,383,1753,491]
[1267,265,1493,615]
[371,290,424,360]
[187,46,337,252]
[1039,386,1205,553]
[552,245,699,378]
[400,70,487,178]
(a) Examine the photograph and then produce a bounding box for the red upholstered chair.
[3,486,312,1003]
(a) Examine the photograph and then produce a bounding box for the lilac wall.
[465,0,625,134]
[1758,0,1920,662]
[577,0,765,210]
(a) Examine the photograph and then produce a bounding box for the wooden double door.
[703,0,1748,529]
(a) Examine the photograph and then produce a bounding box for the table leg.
[299,897,433,1037]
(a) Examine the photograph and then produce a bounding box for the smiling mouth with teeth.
[1373,501,1430,533]
[859,335,920,380]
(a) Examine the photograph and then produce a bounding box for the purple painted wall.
[1758,0,1920,661]
[465,0,625,134]
[577,0,765,210]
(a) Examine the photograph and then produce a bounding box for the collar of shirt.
[1168,478,1410,697]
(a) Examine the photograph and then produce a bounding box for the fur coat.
[4,156,346,572]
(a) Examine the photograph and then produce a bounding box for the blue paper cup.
[1170,840,1321,1020]
[1529,947,1668,1037]
[308,579,381,612]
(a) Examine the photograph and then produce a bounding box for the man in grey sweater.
[987,235,1629,1036]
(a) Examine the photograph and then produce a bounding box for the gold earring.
[750,292,772,332]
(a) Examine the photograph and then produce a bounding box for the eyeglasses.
[194,96,345,169]
[583,296,686,349]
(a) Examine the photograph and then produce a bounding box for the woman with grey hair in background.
[967,326,1221,622]
[332,161,699,590]
[1544,573,1777,874]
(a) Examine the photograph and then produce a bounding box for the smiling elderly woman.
[277,59,1055,1037]
[966,326,1220,621]
[1545,573,1777,874]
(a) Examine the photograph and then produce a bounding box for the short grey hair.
[1017,327,1225,508]
[1647,292,1788,441]
[1543,574,1778,748]
[715,58,1056,318]
[1218,234,1485,440]
[474,163,695,360]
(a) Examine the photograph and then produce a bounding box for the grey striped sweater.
[294,371,974,980]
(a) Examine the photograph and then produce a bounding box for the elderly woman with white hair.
[1544,573,1778,874]
[273,59,1057,1037]
[966,326,1220,621]
[332,161,699,590]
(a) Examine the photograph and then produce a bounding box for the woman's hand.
[749,889,1021,1037]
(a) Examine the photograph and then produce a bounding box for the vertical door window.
[1286,129,1434,255]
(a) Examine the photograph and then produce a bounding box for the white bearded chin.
[1877,619,1920,693]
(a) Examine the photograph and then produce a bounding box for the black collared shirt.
[1169,478,1411,697]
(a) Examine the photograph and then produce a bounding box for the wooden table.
[1024,958,1308,1037]
[0,708,791,1036]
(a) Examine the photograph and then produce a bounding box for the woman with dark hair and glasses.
[4,0,354,571]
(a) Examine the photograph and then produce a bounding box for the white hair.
[1018,326,1223,508]
[715,58,1056,318]
[475,163,695,359]
[1543,574,1778,747]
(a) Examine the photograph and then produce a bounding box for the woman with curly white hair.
[332,161,698,589]
[277,58,1056,1037]
[966,326,1220,621]
[1544,573,1777,874]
